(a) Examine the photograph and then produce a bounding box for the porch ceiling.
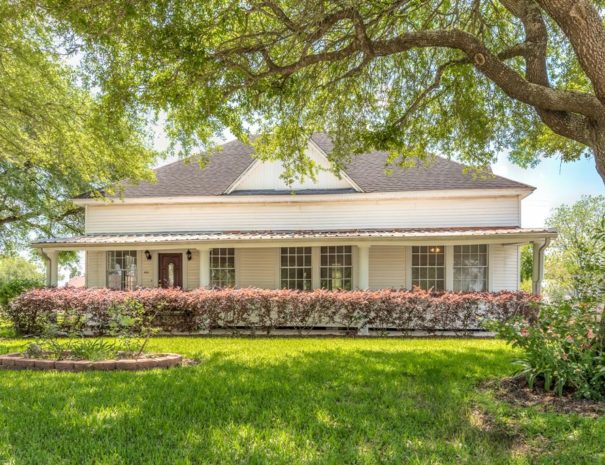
[32,227,556,248]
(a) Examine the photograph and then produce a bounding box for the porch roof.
[33,227,556,248]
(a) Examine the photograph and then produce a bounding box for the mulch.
[483,375,605,417]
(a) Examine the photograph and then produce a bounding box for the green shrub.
[0,278,42,308]
[489,300,605,400]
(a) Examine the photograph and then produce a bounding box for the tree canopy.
[0,2,156,252]
[35,0,605,184]
[545,195,605,301]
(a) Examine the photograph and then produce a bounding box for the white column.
[531,239,550,295]
[311,246,321,289]
[445,245,454,291]
[357,244,370,290]
[46,250,59,287]
[357,244,370,336]
[198,247,210,288]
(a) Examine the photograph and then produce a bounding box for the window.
[107,251,137,290]
[320,246,352,290]
[280,247,312,290]
[210,248,235,288]
[454,244,488,291]
[411,246,445,291]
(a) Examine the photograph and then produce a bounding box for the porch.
[33,227,556,294]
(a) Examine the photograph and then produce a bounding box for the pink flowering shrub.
[7,287,538,336]
[489,300,605,400]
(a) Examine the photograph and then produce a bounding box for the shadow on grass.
[0,343,532,465]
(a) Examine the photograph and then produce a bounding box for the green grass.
[0,337,603,464]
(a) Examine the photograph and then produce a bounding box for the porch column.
[357,244,370,290]
[357,244,370,336]
[198,246,210,288]
[531,238,551,295]
[44,249,59,287]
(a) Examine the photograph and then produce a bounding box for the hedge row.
[6,287,540,335]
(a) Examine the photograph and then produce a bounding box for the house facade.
[34,134,555,294]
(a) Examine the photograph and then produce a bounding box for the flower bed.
[6,287,539,336]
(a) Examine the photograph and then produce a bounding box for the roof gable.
[226,141,360,193]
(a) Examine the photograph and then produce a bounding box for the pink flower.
[587,328,595,340]
[566,335,574,343]
[520,328,529,337]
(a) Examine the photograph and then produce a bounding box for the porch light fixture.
[144,250,152,260]
[186,249,192,261]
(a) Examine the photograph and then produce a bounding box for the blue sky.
[492,154,603,227]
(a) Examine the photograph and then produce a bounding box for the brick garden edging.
[0,353,183,371]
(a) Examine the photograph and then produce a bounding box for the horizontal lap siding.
[369,246,406,290]
[85,251,105,288]
[85,197,520,233]
[490,244,519,291]
[186,250,200,290]
[236,248,278,289]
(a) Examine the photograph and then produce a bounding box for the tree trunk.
[594,135,605,185]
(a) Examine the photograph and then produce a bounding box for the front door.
[158,253,183,288]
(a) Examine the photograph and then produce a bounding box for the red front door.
[158,253,183,288]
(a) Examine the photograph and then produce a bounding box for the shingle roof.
[310,133,533,192]
[33,227,556,247]
[120,139,256,198]
[109,133,532,199]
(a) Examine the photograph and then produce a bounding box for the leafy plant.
[19,300,159,361]
[8,287,538,336]
[489,300,605,400]
[0,278,42,314]
[107,298,160,357]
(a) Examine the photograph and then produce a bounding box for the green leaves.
[0,1,156,251]
[32,0,605,186]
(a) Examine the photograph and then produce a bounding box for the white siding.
[86,197,520,234]
[369,246,406,290]
[140,252,154,288]
[489,244,519,291]
[236,248,278,289]
[233,144,353,192]
[186,250,200,290]
[86,251,106,288]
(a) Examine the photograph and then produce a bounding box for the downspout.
[38,248,52,287]
[532,238,551,295]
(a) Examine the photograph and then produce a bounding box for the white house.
[33,133,555,294]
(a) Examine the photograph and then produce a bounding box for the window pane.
[280,247,312,290]
[453,244,488,291]
[210,248,235,288]
[107,251,138,290]
[411,245,444,291]
[320,246,352,290]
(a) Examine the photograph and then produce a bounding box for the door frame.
[158,252,184,288]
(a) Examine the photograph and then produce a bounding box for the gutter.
[72,187,535,206]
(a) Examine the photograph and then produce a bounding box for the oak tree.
[1,2,155,251]
[40,0,605,184]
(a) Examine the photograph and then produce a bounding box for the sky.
[153,126,604,228]
[492,154,603,227]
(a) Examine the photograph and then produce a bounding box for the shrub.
[0,278,43,309]
[7,287,538,336]
[489,300,605,400]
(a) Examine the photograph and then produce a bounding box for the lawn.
[0,337,603,465]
